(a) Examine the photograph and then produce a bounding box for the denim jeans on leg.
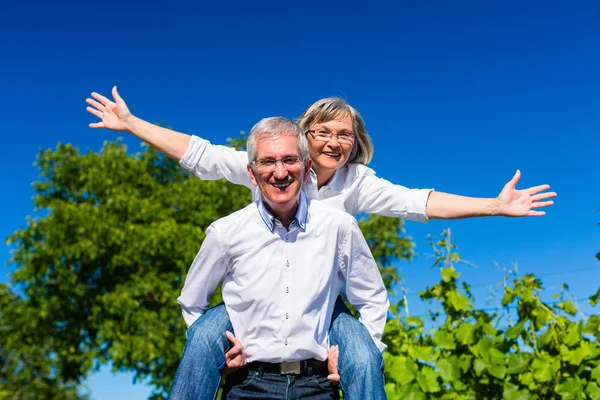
[168,303,231,400]
[329,297,386,400]
[223,368,339,400]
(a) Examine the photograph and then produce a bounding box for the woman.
[86,87,555,400]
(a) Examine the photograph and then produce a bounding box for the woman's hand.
[86,86,133,132]
[496,170,556,217]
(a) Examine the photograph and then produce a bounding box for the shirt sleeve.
[339,219,390,352]
[179,135,254,189]
[177,224,229,328]
[353,171,433,222]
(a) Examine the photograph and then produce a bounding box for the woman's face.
[306,114,355,178]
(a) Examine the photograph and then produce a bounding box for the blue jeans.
[168,297,386,400]
[223,367,339,399]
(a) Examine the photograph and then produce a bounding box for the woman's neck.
[314,167,336,190]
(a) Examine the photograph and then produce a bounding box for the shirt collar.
[307,166,347,194]
[257,192,308,232]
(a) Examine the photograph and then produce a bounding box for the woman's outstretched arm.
[425,170,556,219]
[86,86,191,161]
[354,167,556,221]
[86,86,252,188]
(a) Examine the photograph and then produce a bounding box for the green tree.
[2,140,252,397]
[1,138,412,398]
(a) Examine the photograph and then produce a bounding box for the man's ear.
[247,163,259,186]
[302,158,312,183]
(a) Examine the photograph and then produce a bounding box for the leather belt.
[247,359,329,376]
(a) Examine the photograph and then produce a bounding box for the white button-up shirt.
[177,193,389,363]
[180,136,433,222]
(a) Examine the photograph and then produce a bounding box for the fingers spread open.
[86,107,103,119]
[508,169,521,189]
[531,201,554,208]
[91,92,112,107]
[526,184,551,195]
[527,210,546,216]
[86,98,105,110]
[531,192,557,201]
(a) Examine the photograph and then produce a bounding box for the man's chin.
[264,192,299,208]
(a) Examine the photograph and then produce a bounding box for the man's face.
[247,134,312,217]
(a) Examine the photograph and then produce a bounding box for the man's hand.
[496,170,557,217]
[222,331,247,376]
[327,345,340,384]
[86,86,134,132]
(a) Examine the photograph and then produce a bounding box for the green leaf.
[434,330,457,350]
[564,324,581,347]
[490,348,507,366]
[476,336,493,362]
[507,353,529,375]
[556,377,583,399]
[438,357,461,383]
[456,322,476,345]
[589,288,600,307]
[592,364,600,384]
[387,356,418,385]
[441,267,460,282]
[448,291,471,312]
[586,381,600,400]
[563,347,585,366]
[406,316,424,327]
[503,383,533,400]
[400,384,426,400]
[459,354,473,374]
[488,365,507,380]
[505,321,525,340]
[474,358,488,376]
[502,287,517,307]
[416,367,441,393]
[531,356,554,383]
[409,346,437,362]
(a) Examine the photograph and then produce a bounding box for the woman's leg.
[329,297,386,400]
[168,303,233,400]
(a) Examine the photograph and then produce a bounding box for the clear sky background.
[1,1,599,398]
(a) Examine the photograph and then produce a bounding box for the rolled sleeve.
[179,135,253,188]
[355,172,434,222]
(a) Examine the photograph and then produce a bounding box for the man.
[172,117,389,399]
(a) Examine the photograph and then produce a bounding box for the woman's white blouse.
[179,135,433,222]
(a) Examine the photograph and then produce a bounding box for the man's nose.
[272,161,288,179]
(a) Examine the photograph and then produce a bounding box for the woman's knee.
[186,303,232,346]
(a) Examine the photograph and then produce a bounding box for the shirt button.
[284,339,288,346]
[286,287,289,294]
[286,260,290,268]
[285,312,289,319]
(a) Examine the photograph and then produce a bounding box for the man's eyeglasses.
[252,156,303,171]
[306,129,355,144]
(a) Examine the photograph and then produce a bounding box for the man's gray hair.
[247,117,310,163]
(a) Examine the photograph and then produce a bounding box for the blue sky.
[1,1,599,398]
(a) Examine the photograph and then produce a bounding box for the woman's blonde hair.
[296,97,374,165]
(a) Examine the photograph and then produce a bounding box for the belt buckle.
[279,361,301,375]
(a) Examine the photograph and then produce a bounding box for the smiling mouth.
[271,181,293,190]
[322,152,341,160]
